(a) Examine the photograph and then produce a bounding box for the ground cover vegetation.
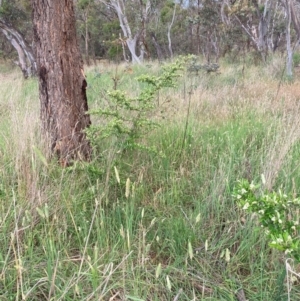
[2,1,300,300]
[1,54,300,300]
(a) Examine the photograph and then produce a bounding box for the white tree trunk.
[99,0,152,64]
[110,0,141,64]
[167,4,176,58]
[0,20,36,77]
[139,41,146,61]
[138,0,150,61]
[268,1,279,52]
[119,34,129,62]
[257,12,268,60]
[286,0,293,77]
[126,34,141,64]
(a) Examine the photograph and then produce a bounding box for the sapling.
[86,58,185,158]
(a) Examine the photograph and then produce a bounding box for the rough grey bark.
[31,0,92,166]
[0,20,36,78]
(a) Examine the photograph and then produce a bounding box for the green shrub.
[233,178,300,261]
[86,58,185,160]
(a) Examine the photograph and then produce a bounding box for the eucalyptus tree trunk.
[232,0,275,62]
[290,0,300,41]
[101,0,152,63]
[0,20,36,78]
[285,0,293,77]
[138,0,150,61]
[167,4,176,59]
[196,0,201,54]
[31,0,92,166]
[256,0,273,61]
[151,32,164,62]
[109,0,141,64]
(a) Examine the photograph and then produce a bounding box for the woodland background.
[1,0,300,74]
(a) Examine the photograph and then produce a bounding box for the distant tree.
[284,0,300,77]
[156,1,189,58]
[31,0,92,166]
[76,0,104,64]
[0,0,36,77]
[227,0,282,61]
[98,0,151,64]
[76,0,93,65]
[167,3,176,58]
[284,0,292,76]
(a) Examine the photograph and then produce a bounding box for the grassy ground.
[1,56,300,300]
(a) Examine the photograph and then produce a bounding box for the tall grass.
[1,57,300,300]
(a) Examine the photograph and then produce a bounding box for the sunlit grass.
[0,56,300,300]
